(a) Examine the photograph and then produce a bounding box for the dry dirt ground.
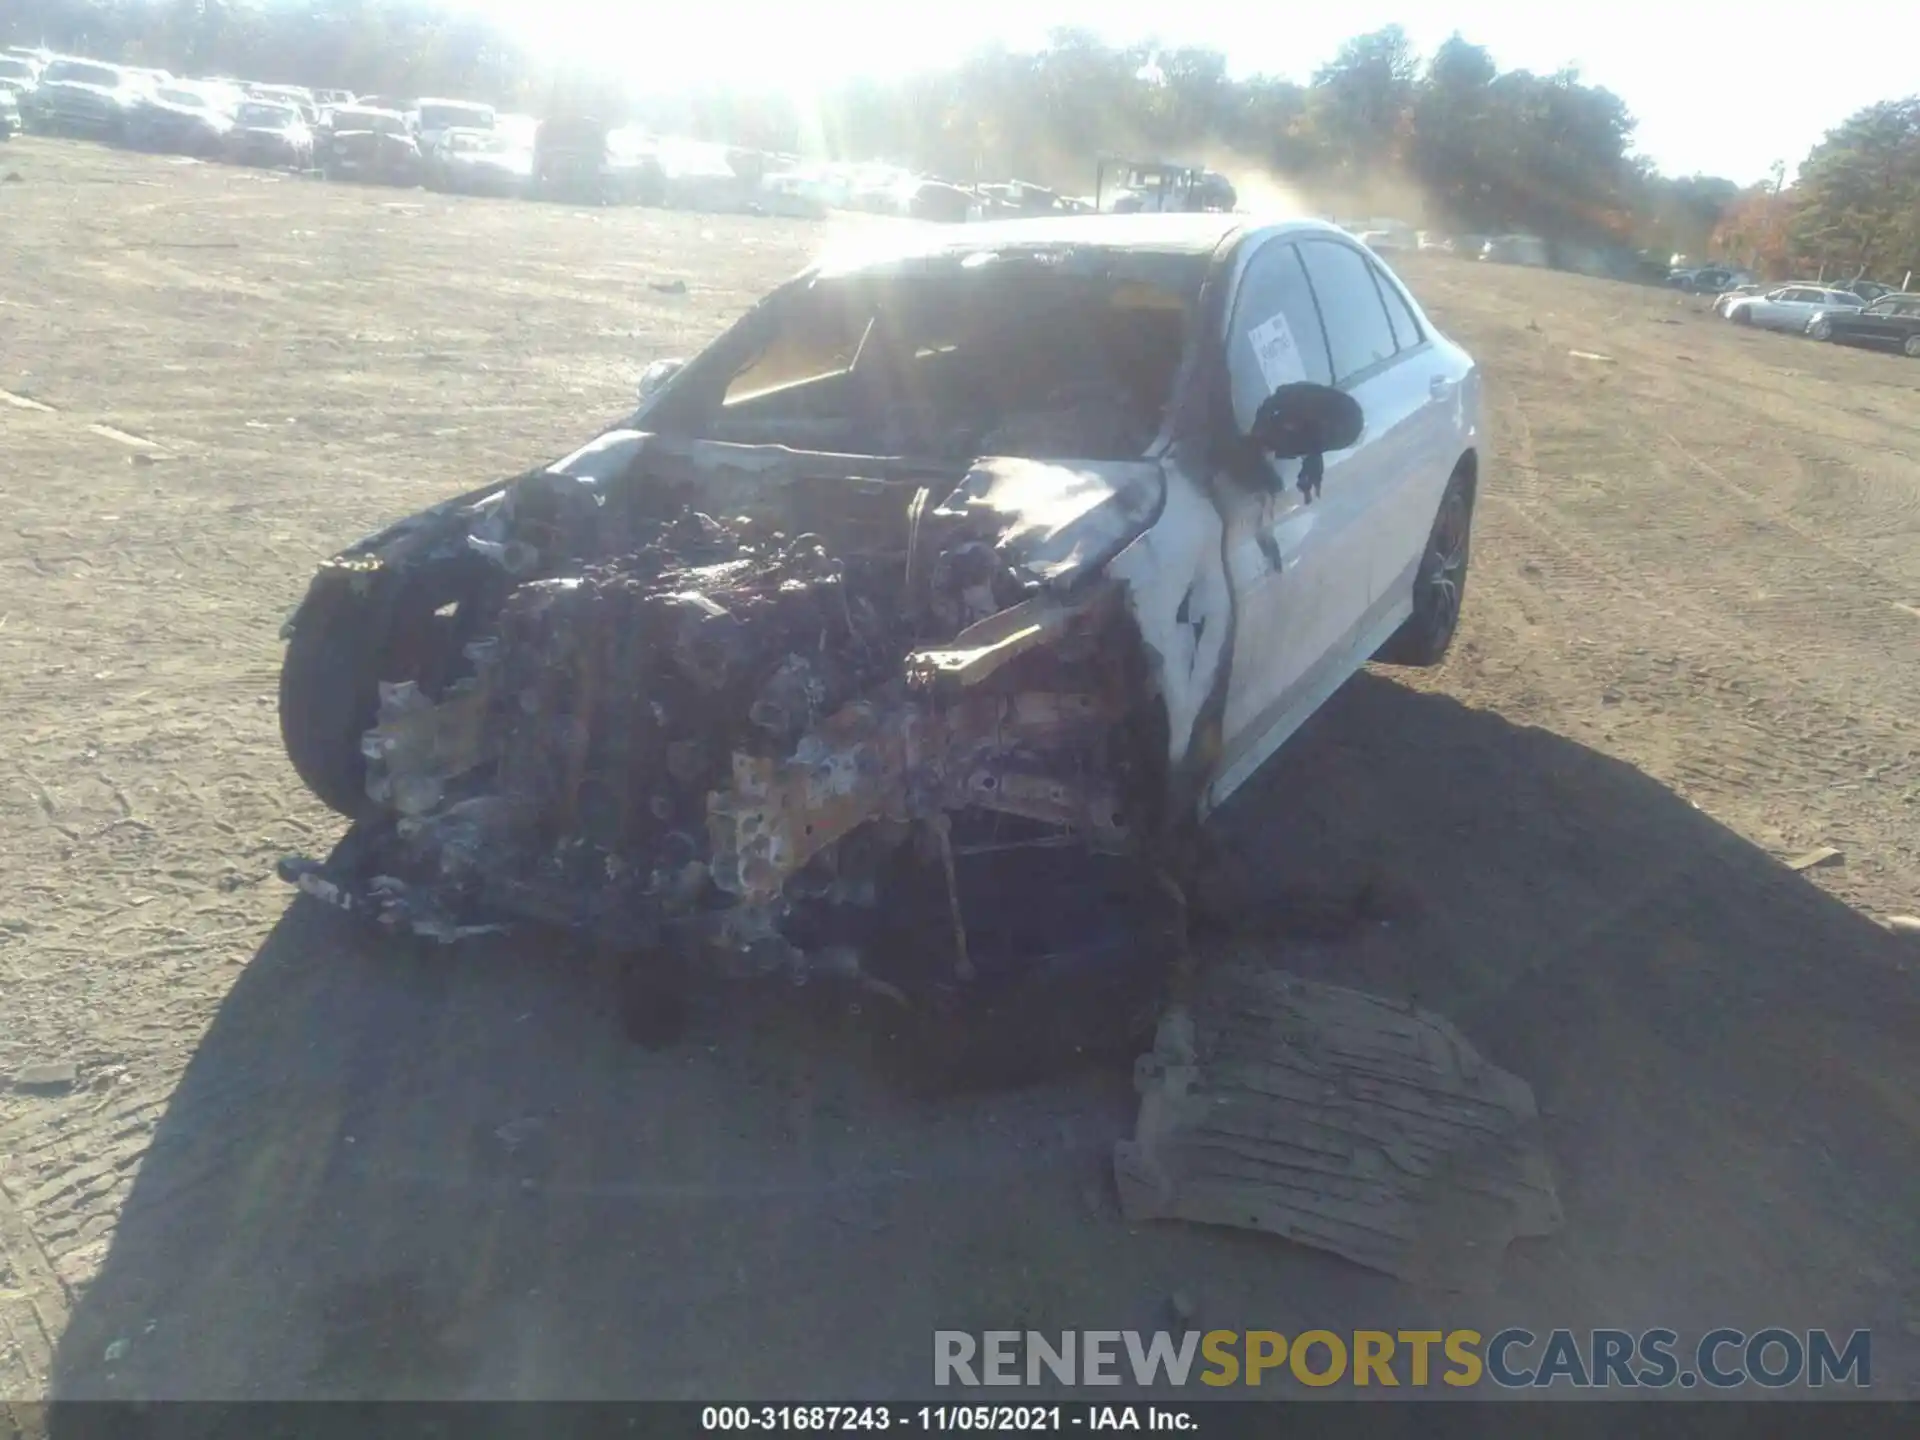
[2,138,1918,1406]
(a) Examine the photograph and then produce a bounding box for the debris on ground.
[1786,845,1844,871]
[12,1061,79,1092]
[648,279,688,294]
[1114,958,1562,1289]
[1885,915,1920,937]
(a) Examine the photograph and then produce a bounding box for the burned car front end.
[277,229,1229,1065]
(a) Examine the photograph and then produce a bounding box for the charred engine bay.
[298,441,1175,1009]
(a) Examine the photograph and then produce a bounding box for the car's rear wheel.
[1904,334,1920,359]
[1808,316,1833,341]
[1375,467,1474,668]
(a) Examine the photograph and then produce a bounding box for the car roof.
[810,211,1377,282]
[817,211,1287,270]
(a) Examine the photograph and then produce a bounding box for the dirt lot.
[2,138,1918,1403]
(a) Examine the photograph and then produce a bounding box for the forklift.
[1094,156,1237,214]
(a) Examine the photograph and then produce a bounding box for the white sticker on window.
[1248,311,1307,391]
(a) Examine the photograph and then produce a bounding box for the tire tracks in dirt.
[1479,371,1919,903]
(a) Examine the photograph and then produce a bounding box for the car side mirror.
[636,357,686,403]
[1248,381,1363,460]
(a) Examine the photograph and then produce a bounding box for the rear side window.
[1297,241,1399,382]
[1225,241,1333,434]
[1371,262,1425,351]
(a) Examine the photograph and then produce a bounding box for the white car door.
[1210,233,1441,807]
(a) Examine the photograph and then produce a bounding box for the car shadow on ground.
[46,673,1920,1403]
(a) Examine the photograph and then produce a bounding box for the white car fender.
[1105,464,1230,780]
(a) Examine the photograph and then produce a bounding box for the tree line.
[7,2,1917,281]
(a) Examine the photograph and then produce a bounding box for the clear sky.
[466,0,1920,185]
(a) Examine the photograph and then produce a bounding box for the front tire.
[1904,334,1920,359]
[1375,468,1474,668]
[278,569,474,816]
[279,584,386,816]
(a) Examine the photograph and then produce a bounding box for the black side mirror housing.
[1249,382,1364,460]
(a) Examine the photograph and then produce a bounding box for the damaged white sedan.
[275,213,1483,1072]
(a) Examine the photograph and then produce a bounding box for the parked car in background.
[410,97,495,157]
[314,87,355,107]
[426,127,531,197]
[654,137,756,211]
[125,82,235,155]
[905,178,974,223]
[1358,228,1411,254]
[28,57,150,138]
[1721,284,1864,332]
[223,99,313,169]
[1710,281,1773,316]
[1806,293,1920,355]
[495,112,539,149]
[533,115,655,204]
[1415,231,1453,253]
[755,167,834,218]
[0,54,42,114]
[317,105,420,185]
[1668,265,1751,294]
[970,180,1082,220]
[1481,235,1550,267]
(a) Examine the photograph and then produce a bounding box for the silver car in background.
[1721,284,1864,333]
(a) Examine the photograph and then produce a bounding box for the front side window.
[1225,241,1332,436]
[1297,240,1400,382]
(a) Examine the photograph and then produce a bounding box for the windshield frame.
[643,255,1207,462]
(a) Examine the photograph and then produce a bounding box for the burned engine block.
[344,469,1156,988]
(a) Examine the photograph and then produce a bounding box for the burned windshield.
[664,258,1203,461]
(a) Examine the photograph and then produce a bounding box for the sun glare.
[477,1,954,98]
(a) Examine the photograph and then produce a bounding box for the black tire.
[1733,305,1754,325]
[278,570,472,817]
[278,583,388,817]
[1374,467,1474,668]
